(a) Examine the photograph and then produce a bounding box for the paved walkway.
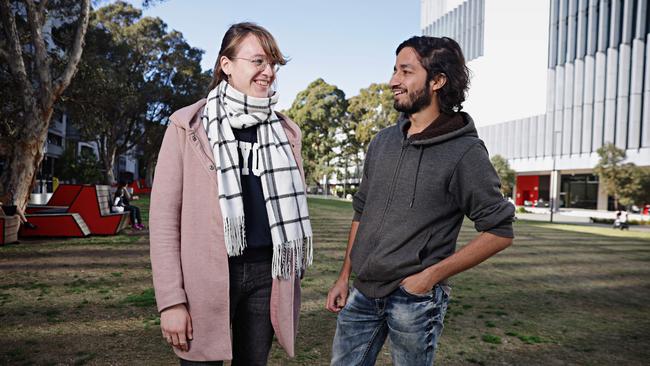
[516,212,650,232]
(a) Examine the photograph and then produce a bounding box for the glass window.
[560,174,599,209]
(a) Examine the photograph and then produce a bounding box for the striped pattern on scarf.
[202,81,313,279]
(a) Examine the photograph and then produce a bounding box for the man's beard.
[393,83,432,114]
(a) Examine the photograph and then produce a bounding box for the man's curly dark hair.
[396,36,470,114]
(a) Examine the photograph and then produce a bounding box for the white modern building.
[421,0,649,211]
[421,0,550,125]
[32,111,140,201]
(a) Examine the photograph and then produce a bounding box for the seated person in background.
[113,182,144,230]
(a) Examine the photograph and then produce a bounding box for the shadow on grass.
[0,248,150,260]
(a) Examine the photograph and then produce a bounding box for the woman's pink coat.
[149,99,304,361]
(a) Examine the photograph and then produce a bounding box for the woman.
[113,181,144,230]
[150,23,312,365]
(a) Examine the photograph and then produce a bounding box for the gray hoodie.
[351,112,515,298]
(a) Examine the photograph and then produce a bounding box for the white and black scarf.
[202,81,313,279]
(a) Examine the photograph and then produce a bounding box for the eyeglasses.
[231,57,280,73]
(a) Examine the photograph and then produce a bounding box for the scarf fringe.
[272,236,313,279]
[224,216,247,256]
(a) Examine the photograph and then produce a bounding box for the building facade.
[421,0,650,211]
[32,110,140,200]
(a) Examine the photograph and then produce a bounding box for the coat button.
[191,135,197,142]
[209,165,215,170]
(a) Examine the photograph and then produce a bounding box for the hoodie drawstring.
[410,145,424,208]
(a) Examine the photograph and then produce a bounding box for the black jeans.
[180,260,274,366]
[124,205,141,225]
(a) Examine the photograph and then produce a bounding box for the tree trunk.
[325,161,330,196]
[0,108,51,212]
[145,158,155,187]
[343,157,348,198]
[101,148,117,185]
[0,0,90,211]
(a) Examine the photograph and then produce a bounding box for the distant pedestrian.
[614,210,629,230]
[113,181,143,230]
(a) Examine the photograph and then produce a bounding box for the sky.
[462,0,550,125]
[135,0,550,126]
[137,0,421,111]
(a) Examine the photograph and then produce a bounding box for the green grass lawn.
[1,196,649,365]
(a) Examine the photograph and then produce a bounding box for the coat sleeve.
[448,141,515,238]
[149,125,188,312]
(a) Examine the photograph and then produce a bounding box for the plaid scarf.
[202,81,313,279]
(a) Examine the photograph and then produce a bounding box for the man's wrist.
[424,264,443,286]
[337,272,351,284]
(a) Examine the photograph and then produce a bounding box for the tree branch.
[121,128,146,154]
[0,0,37,116]
[0,46,8,62]
[52,0,90,101]
[37,0,48,15]
[24,0,52,105]
[117,116,142,154]
[0,0,29,90]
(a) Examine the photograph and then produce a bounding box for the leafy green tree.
[0,0,90,209]
[54,147,102,184]
[634,168,650,207]
[347,83,398,152]
[341,83,399,194]
[617,165,644,208]
[336,115,361,197]
[490,155,515,197]
[594,143,643,209]
[64,1,207,184]
[138,31,210,186]
[285,78,347,189]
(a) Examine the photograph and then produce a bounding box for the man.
[326,36,515,365]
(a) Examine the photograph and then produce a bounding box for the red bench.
[21,184,129,237]
[26,184,83,214]
[129,178,152,195]
[1,215,20,245]
[19,213,90,238]
[46,184,84,206]
[74,185,130,235]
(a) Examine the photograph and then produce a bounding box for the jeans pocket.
[439,284,452,298]
[398,284,433,299]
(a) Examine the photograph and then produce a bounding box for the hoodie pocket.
[358,229,434,282]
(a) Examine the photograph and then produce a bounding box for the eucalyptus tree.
[0,0,90,208]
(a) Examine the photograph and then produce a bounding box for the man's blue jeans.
[331,284,450,366]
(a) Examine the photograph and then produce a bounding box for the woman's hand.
[160,304,193,352]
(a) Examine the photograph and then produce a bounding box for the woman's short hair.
[208,22,288,91]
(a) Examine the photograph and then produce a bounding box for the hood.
[396,111,480,209]
[398,111,478,146]
[169,98,207,131]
